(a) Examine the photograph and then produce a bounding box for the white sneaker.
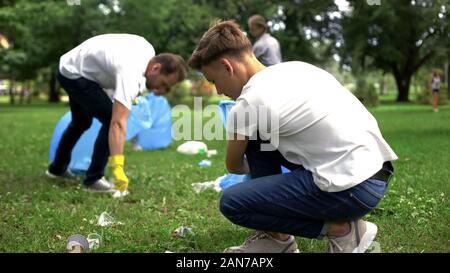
[83,177,115,193]
[327,220,378,253]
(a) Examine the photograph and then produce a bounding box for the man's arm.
[226,133,250,174]
[109,101,129,155]
[108,101,130,192]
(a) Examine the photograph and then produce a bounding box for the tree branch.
[416,29,438,52]
[413,50,435,73]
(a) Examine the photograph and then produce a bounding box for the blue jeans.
[219,137,391,239]
[49,70,112,185]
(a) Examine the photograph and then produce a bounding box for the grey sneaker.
[45,169,79,182]
[83,177,115,193]
[327,220,378,253]
[223,231,299,253]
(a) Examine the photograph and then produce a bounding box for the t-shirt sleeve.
[253,43,266,60]
[226,99,258,138]
[113,70,140,110]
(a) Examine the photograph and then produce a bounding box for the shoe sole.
[82,187,116,193]
[353,222,378,253]
[45,170,78,183]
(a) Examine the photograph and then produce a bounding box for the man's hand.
[108,155,129,192]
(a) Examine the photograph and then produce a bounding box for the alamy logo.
[172,97,280,151]
[367,0,381,5]
[67,0,81,6]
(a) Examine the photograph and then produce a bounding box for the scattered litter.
[192,173,252,193]
[87,233,102,250]
[198,159,212,167]
[191,175,225,193]
[67,234,90,253]
[97,211,117,227]
[67,233,102,253]
[112,189,129,199]
[172,226,193,238]
[176,141,208,155]
[206,150,217,157]
[164,250,175,253]
[198,148,207,156]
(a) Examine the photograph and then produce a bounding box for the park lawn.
[0,101,448,253]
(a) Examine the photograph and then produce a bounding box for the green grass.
[0,102,449,253]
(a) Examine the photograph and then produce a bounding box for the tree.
[275,0,339,64]
[0,0,345,104]
[341,0,449,102]
[197,0,339,64]
[0,0,111,102]
[106,0,214,60]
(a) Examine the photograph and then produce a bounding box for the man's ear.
[150,63,161,73]
[219,58,234,76]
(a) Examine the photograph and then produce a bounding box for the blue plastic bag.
[216,100,290,188]
[49,93,172,173]
[49,112,101,174]
[218,100,236,130]
[126,96,153,140]
[219,173,251,189]
[135,93,172,150]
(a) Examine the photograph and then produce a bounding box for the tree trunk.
[447,61,450,100]
[19,81,25,104]
[393,70,411,102]
[26,81,32,104]
[48,68,59,103]
[9,77,15,105]
[380,73,387,95]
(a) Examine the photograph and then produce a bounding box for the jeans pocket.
[349,192,378,211]
[360,179,387,199]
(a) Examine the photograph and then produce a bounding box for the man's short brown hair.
[248,14,267,30]
[188,20,252,70]
[154,53,188,82]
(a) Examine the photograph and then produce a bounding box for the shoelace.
[98,177,113,187]
[328,238,344,253]
[225,231,269,253]
[243,231,270,247]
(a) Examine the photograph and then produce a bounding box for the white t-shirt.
[227,61,398,192]
[59,34,155,109]
[253,33,282,67]
[431,76,440,90]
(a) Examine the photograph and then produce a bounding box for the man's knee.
[219,187,247,225]
[219,188,238,218]
[69,118,93,132]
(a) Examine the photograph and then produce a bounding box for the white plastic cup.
[67,234,90,253]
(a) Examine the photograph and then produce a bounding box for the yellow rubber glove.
[108,155,129,192]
